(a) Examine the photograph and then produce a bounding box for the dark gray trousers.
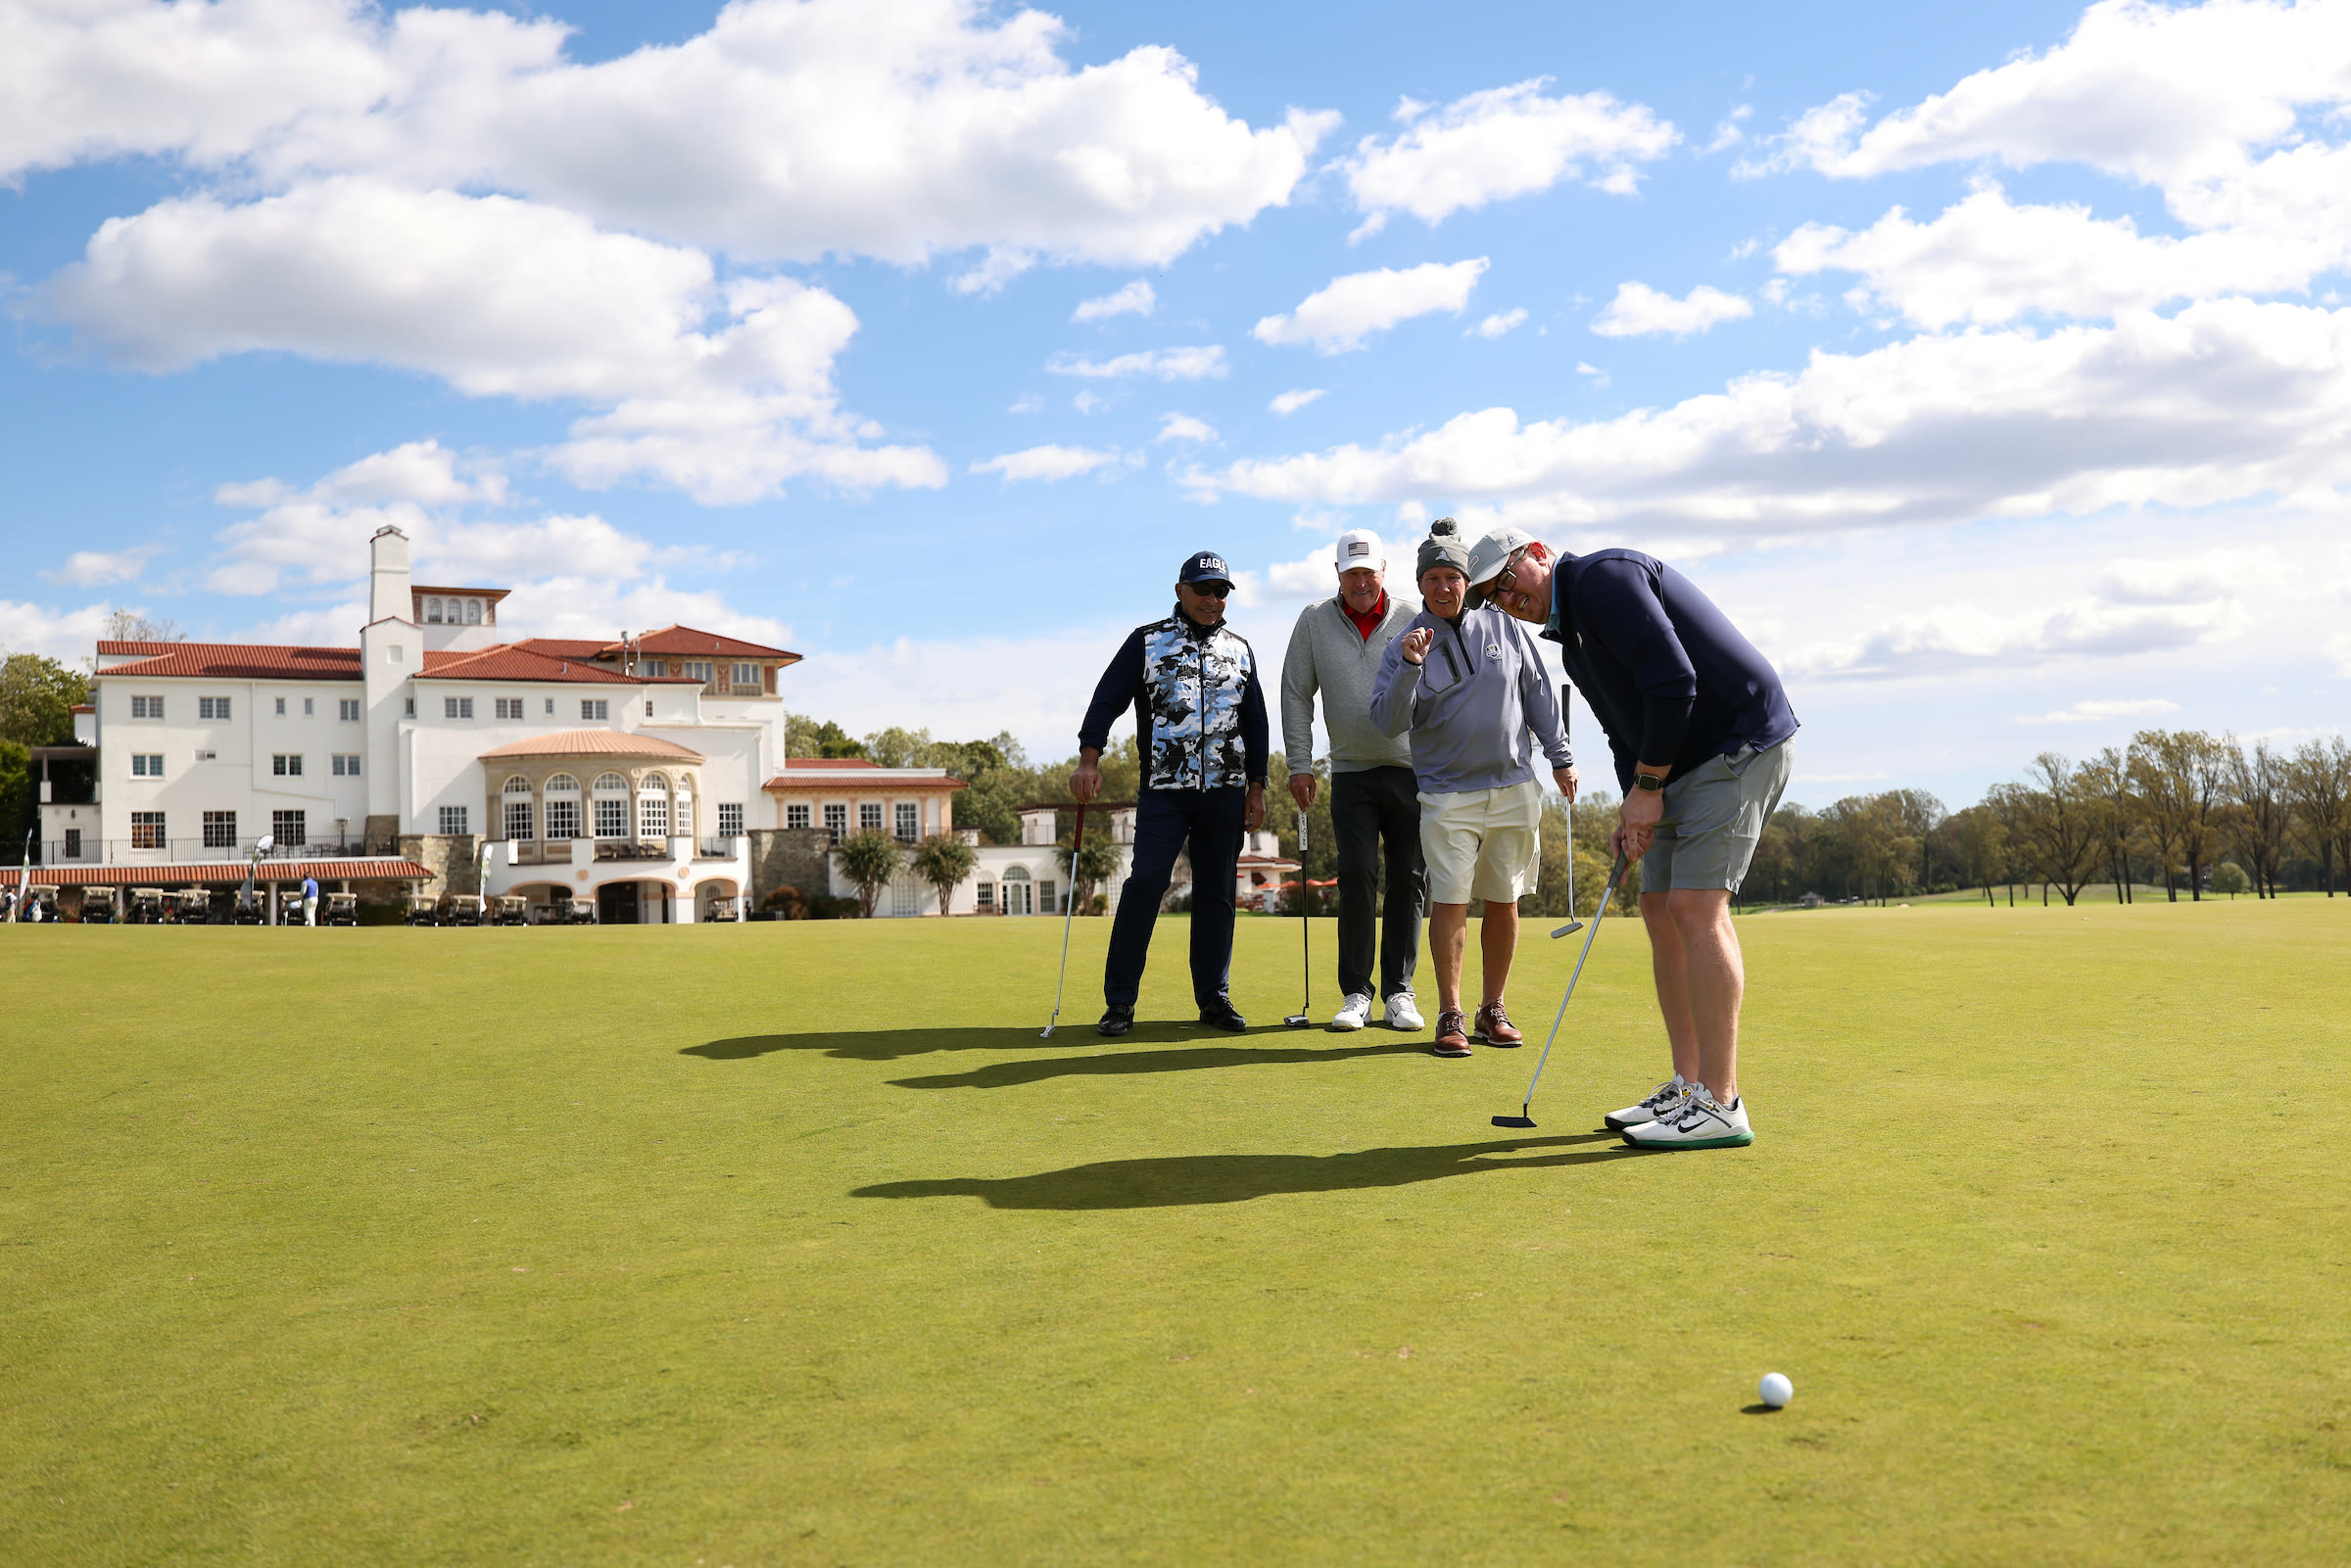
[1330,765,1425,1001]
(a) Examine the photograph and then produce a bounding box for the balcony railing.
[11,835,372,867]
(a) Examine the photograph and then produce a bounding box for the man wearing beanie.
[1074,549,1270,1036]
[1279,529,1426,1032]
[1465,527,1797,1152]
[1368,519,1577,1057]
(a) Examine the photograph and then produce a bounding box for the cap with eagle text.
[1178,550,1234,587]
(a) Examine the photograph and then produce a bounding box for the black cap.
[1178,549,1234,587]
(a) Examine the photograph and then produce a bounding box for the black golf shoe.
[1197,997,1248,1031]
[1097,1006,1134,1037]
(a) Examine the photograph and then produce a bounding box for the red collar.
[1343,592,1387,641]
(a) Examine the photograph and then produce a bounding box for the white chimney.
[369,526,412,625]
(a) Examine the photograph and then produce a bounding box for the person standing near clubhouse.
[1279,529,1426,1033]
[1369,520,1576,1058]
[1467,529,1797,1152]
[302,874,319,927]
[1074,550,1270,1037]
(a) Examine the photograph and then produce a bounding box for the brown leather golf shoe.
[1431,1010,1472,1057]
[1474,1001,1522,1047]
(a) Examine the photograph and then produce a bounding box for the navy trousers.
[1104,785,1246,1010]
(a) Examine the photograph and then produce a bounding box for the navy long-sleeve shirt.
[1079,605,1269,791]
[1541,549,1798,791]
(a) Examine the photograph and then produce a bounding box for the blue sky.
[4,0,2347,806]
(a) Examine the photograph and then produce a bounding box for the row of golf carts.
[9,885,365,924]
[405,893,599,926]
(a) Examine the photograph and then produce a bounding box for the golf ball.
[1758,1372,1794,1408]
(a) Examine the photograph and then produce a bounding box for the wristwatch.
[1634,773,1665,792]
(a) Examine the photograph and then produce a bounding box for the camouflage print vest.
[1141,614,1257,790]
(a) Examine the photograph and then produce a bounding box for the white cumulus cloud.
[1046,345,1225,380]
[2015,697,2183,724]
[1271,388,1326,416]
[1155,413,1217,444]
[1339,77,1677,237]
[1074,280,1156,323]
[972,444,1124,482]
[1254,259,1489,353]
[1591,281,1753,338]
[1470,308,1529,339]
[42,545,163,587]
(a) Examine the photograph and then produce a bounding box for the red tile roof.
[95,642,362,681]
[479,730,706,762]
[5,859,433,888]
[421,645,646,685]
[510,638,611,659]
[411,585,511,601]
[779,757,882,769]
[631,624,801,661]
[763,765,965,790]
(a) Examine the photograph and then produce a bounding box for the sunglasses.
[1186,581,1232,598]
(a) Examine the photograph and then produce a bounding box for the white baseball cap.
[1333,529,1385,570]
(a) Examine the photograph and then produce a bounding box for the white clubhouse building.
[24,526,1322,923]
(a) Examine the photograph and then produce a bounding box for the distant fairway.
[4,902,2347,1565]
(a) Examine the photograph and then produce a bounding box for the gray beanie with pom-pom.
[1415,517,1470,580]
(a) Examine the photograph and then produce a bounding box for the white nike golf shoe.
[1330,992,1374,1031]
[1621,1086,1754,1151]
[1384,992,1424,1031]
[1605,1073,1690,1131]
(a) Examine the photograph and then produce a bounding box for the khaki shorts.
[1418,778,1544,905]
[1642,740,1794,894]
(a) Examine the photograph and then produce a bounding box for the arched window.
[465,598,483,625]
[426,597,444,624]
[1001,864,1033,917]
[592,773,630,839]
[544,774,581,839]
[501,775,534,841]
[639,771,671,839]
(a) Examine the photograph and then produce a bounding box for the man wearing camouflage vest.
[1074,550,1271,1036]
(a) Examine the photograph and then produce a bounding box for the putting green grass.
[4,902,2348,1565]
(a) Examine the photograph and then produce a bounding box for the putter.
[1493,851,1630,1129]
[1285,811,1313,1027]
[1039,801,1089,1038]
[1551,796,1583,937]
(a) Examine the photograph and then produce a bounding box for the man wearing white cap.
[1278,529,1426,1030]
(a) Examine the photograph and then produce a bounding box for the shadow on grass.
[851,1132,1637,1210]
[687,1023,1403,1065]
[888,1040,1429,1090]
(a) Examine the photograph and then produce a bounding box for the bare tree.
[2285,737,2351,896]
[1952,803,2006,906]
[103,609,185,642]
[2221,737,2291,898]
[2080,746,2135,904]
[2004,754,2106,906]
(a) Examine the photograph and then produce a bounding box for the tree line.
[1740,731,2351,908]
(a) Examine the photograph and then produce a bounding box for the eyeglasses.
[1187,582,1232,598]
[1493,547,1531,598]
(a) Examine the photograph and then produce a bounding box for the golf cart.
[20,884,62,923]
[127,886,169,925]
[231,893,265,925]
[567,896,598,925]
[173,888,214,924]
[492,894,530,927]
[403,894,439,927]
[80,886,120,924]
[272,888,310,926]
[324,892,360,927]
[700,895,741,922]
[438,892,486,927]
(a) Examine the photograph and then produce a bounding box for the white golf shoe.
[1384,992,1424,1031]
[1605,1073,1690,1131]
[1621,1086,1754,1151]
[1330,992,1374,1031]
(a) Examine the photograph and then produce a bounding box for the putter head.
[1283,1013,1312,1028]
[1551,919,1584,937]
[1039,1023,1057,1039]
[1491,1114,1537,1129]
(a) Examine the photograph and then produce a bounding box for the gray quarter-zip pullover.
[1279,593,1419,774]
[1367,603,1573,794]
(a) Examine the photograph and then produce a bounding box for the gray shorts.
[1641,740,1794,894]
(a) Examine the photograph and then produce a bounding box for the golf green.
[4,902,2347,1564]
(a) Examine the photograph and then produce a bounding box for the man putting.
[1369,519,1576,1058]
[1468,528,1798,1151]
[1074,550,1270,1037]
[1279,529,1426,1032]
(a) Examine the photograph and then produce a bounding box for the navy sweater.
[1540,549,1798,791]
